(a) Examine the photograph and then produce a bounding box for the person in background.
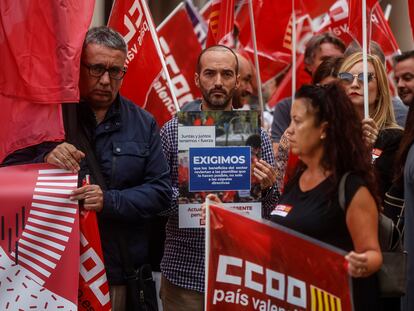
[393,98,414,311]
[274,56,344,191]
[271,83,382,310]
[393,50,414,107]
[159,45,279,311]
[339,52,403,200]
[270,33,346,156]
[344,41,408,127]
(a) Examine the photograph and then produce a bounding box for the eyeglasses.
[338,72,375,85]
[81,62,127,80]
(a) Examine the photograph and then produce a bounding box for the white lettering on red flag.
[206,205,352,310]
[109,0,168,125]
[145,3,202,125]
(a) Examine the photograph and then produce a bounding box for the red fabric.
[0,0,94,104]
[0,97,65,162]
[237,0,293,66]
[108,0,164,119]
[0,0,94,162]
[145,3,202,126]
[299,0,337,18]
[206,205,353,310]
[347,0,378,45]
[206,0,235,46]
[79,211,111,310]
[268,54,311,107]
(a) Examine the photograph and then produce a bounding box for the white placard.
[179,202,262,228]
[178,126,216,151]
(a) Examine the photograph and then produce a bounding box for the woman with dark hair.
[394,103,414,311]
[274,56,345,191]
[270,83,382,310]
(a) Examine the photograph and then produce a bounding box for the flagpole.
[291,0,297,103]
[247,0,264,119]
[141,0,181,112]
[362,0,369,119]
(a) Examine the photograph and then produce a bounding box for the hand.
[45,142,85,173]
[254,159,276,190]
[70,184,104,212]
[201,194,223,223]
[345,251,368,278]
[361,118,379,147]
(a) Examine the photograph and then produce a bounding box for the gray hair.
[83,26,127,54]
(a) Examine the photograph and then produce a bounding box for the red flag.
[206,205,353,310]
[299,0,337,18]
[0,98,65,162]
[268,54,312,108]
[408,0,414,41]
[108,0,170,125]
[347,0,378,45]
[78,211,111,310]
[236,1,313,83]
[206,0,235,46]
[0,1,94,104]
[145,3,202,126]
[0,0,94,162]
[0,164,79,309]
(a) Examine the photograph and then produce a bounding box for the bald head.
[232,53,255,108]
[195,46,240,110]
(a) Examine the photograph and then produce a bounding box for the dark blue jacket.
[78,95,171,284]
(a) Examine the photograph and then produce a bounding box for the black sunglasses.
[338,72,375,84]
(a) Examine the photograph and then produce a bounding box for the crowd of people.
[2,24,414,311]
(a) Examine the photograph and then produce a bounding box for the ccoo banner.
[206,205,353,311]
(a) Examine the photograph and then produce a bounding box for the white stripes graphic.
[33,194,77,205]
[25,225,69,242]
[32,202,77,214]
[30,210,75,223]
[34,187,73,195]
[19,238,61,260]
[27,217,72,233]
[13,169,78,287]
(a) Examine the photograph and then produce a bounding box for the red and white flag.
[206,205,353,310]
[206,0,235,46]
[0,164,79,309]
[0,0,94,162]
[145,3,202,126]
[109,0,177,126]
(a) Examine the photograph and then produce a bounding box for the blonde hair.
[339,52,399,130]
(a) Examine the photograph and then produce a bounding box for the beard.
[201,87,235,110]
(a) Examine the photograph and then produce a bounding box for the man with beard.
[232,52,256,109]
[394,50,414,107]
[159,45,279,310]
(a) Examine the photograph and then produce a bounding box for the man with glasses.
[43,26,171,310]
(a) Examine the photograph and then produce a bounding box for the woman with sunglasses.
[338,52,403,201]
